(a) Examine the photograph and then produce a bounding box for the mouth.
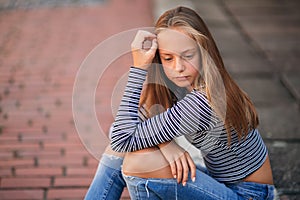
[175,76,190,81]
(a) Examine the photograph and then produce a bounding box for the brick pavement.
[0,0,153,199]
[1,0,299,199]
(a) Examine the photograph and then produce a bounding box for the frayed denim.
[123,169,276,200]
[85,153,276,200]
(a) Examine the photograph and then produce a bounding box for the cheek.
[186,58,200,73]
[162,66,173,78]
[191,68,200,79]
[160,59,173,69]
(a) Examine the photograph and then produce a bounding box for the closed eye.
[183,55,193,59]
[162,57,173,61]
[182,53,195,60]
[160,54,173,62]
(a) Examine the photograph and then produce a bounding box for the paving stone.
[0,143,40,151]
[53,177,92,187]
[0,168,12,176]
[223,0,300,8]
[236,78,294,105]
[282,72,300,102]
[65,166,96,176]
[1,158,34,168]
[16,167,63,176]
[47,188,87,200]
[38,156,85,167]
[266,141,300,193]
[1,177,51,188]
[0,151,12,159]
[192,0,229,22]
[223,55,272,75]
[0,0,106,10]
[0,189,44,200]
[257,104,300,139]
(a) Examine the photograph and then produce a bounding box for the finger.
[132,31,156,50]
[180,155,189,186]
[175,159,182,183]
[186,153,196,182]
[149,38,157,52]
[170,160,177,179]
[140,30,156,40]
[145,39,157,58]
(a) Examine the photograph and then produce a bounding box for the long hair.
[139,6,259,143]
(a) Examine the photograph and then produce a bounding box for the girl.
[110,6,276,200]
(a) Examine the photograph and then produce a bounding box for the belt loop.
[145,180,150,198]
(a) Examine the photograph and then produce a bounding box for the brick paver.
[0,0,153,199]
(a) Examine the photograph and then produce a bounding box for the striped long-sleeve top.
[110,67,268,183]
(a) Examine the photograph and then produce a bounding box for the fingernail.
[183,182,186,187]
[174,175,177,179]
[192,177,196,182]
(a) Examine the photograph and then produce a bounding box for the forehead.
[157,28,197,54]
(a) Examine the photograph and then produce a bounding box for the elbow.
[110,138,137,153]
[109,125,123,152]
[110,140,124,153]
[110,137,132,153]
[110,125,137,152]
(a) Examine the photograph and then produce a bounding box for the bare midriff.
[243,155,274,185]
[122,147,174,178]
[122,147,274,185]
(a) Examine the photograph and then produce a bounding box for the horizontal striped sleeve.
[110,67,216,152]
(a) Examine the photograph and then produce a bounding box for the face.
[157,28,200,90]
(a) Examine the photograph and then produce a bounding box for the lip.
[175,76,190,81]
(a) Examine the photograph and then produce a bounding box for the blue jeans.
[123,169,276,200]
[84,154,126,200]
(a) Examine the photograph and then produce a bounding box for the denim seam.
[187,183,224,200]
[134,179,146,200]
[101,170,118,200]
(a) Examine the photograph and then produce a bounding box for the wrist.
[132,62,150,70]
[130,66,148,73]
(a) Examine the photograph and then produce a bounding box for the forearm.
[110,68,216,152]
[111,67,175,152]
[110,67,155,152]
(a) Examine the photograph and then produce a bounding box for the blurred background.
[0,0,299,199]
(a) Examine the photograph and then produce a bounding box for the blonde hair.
[140,6,258,144]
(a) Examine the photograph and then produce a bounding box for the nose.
[175,57,185,72]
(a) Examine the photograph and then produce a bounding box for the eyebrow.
[159,48,196,55]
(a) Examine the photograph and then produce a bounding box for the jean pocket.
[228,182,275,200]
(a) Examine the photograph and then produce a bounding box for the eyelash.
[162,54,194,62]
[183,54,194,59]
[163,57,173,61]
